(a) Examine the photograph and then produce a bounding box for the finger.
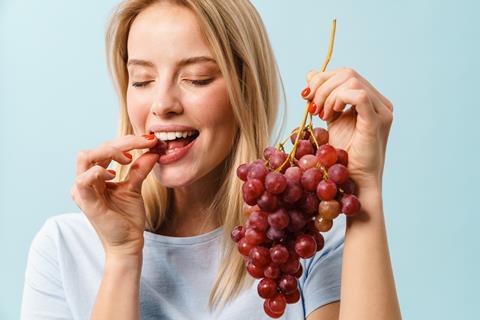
[325,88,377,125]
[74,166,115,218]
[302,71,335,103]
[311,71,351,115]
[124,151,160,193]
[339,67,393,113]
[76,134,158,176]
[306,69,317,82]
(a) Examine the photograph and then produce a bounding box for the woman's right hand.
[71,134,162,258]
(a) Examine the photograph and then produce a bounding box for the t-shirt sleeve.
[301,216,345,317]
[21,218,73,320]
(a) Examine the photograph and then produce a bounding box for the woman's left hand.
[302,67,394,191]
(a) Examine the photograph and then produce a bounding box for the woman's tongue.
[165,138,190,154]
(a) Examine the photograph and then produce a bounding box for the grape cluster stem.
[275,19,337,174]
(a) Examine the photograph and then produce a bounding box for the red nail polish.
[301,87,311,97]
[107,169,116,175]
[308,102,316,114]
[123,151,132,159]
[142,134,155,140]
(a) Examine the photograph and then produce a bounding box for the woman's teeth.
[153,130,196,141]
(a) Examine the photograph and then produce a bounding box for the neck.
[157,163,225,237]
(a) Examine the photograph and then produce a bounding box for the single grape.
[258,278,278,299]
[264,263,281,279]
[264,146,276,161]
[268,208,290,230]
[318,200,341,220]
[249,246,271,268]
[280,256,301,274]
[300,192,319,216]
[230,225,244,242]
[285,288,301,304]
[316,179,337,201]
[248,210,269,232]
[268,293,287,314]
[311,231,325,251]
[236,163,251,181]
[336,148,348,166]
[263,299,284,318]
[293,263,303,278]
[246,260,265,278]
[339,178,358,195]
[290,127,310,144]
[237,237,254,256]
[245,227,266,245]
[284,166,302,183]
[270,244,290,265]
[294,234,317,259]
[328,163,349,185]
[266,227,286,242]
[298,154,319,171]
[247,163,269,181]
[265,172,288,194]
[287,210,307,232]
[281,180,303,204]
[242,179,264,200]
[315,216,333,232]
[313,127,329,146]
[316,144,338,168]
[257,191,279,212]
[279,274,298,294]
[341,194,361,216]
[301,168,323,192]
[294,140,314,160]
[269,150,289,172]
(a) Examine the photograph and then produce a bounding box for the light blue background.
[1,1,479,319]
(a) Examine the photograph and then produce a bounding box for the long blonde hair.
[105,0,286,311]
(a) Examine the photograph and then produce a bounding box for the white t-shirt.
[20,212,345,319]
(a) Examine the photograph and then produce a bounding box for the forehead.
[127,3,212,65]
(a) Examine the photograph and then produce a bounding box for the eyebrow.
[126,56,217,69]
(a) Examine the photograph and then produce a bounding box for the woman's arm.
[91,254,143,320]
[339,186,401,319]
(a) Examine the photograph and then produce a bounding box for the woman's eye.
[186,79,214,86]
[131,81,153,88]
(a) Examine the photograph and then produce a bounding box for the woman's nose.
[150,83,183,117]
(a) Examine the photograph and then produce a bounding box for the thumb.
[125,151,160,192]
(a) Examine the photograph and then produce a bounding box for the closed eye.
[131,81,153,88]
[186,79,214,86]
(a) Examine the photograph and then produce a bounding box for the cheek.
[126,90,150,134]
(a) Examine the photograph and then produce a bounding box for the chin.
[151,164,199,188]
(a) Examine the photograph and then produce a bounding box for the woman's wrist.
[105,253,143,272]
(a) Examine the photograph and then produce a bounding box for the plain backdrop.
[1,1,479,319]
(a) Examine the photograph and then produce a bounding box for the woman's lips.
[149,137,197,165]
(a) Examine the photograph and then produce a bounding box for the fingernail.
[320,109,325,120]
[107,169,116,175]
[142,134,155,140]
[301,87,311,98]
[123,151,132,159]
[308,102,316,114]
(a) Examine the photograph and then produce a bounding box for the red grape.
[284,166,302,183]
[257,191,279,212]
[265,172,288,194]
[341,194,361,216]
[270,244,289,265]
[318,200,341,220]
[316,144,337,167]
[285,288,301,304]
[258,278,278,299]
[298,154,318,171]
[316,179,337,201]
[247,163,268,181]
[295,140,314,159]
[279,274,298,294]
[328,163,349,185]
[245,228,266,245]
[336,148,348,166]
[230,225,244,242]
[268,208,290,230]
[313,127,329,145]
[246,260,265,278]
[301,168,323,192]
[264,263,281,279]
[236,163,250,181]
[294,234,317,259]
[249,246,271,267]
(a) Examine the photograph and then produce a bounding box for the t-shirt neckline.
[143,225,224,245]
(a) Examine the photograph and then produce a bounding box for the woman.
[21,0,401,319]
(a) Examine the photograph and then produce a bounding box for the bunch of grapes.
[231,125,361,318]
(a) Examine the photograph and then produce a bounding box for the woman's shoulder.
[30,212,101,257]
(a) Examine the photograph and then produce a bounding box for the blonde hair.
[105,0,286,311]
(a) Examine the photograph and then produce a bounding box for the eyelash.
[131,79,213,88]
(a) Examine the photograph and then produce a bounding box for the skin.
[70,2,401,319]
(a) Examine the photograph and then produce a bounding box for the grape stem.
[275,19,337,173]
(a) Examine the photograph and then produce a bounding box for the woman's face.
[126,3,236,187]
